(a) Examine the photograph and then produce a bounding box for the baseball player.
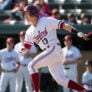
[22,5,89,92]
[82,60,92,91]
[62,35,82,92]
[0,37,20,92]
[14,31,38,92]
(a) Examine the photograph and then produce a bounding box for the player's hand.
[20,48,29,55]
[13,68,18,73]
[77,32,89,40]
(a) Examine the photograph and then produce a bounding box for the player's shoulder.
[83,71,89,76]
[62,47,67,51]
[26,25,35,34]
[40,17,57,22]
[71,46,80,51]
[0,48,7,53]
[12,49,19,55]
[15,42,21,47]
[40,17,54,19]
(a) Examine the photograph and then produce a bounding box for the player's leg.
[70,69,77,92]
[9,73,16,92]
[16,67,23,92]
[23,66,33,92]
[0,72,9,92]
[63,68,77,92]
[63,69,70,92]
[28,46,58,92]
[48,62,87,92]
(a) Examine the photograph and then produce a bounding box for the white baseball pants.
[0,72,16,92]
[28,44,69,88]
[16,66,33,92]
[63,68,78,92]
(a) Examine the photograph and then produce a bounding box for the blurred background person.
[10,0,28,22]
[50,9,60,19]
[66,13,77,25]
[36,4,48,18]
[14,31,38,92]
[0,37,20,92]
[0,0,13,10]
[82,59,92,92]
[62,35,82,92]
[33,0,51,16]
[80,13,90,25]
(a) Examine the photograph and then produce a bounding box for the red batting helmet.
[24,5,39,16]
[6,37,14,43]
[64,35,72,40]
[19,31,26,36]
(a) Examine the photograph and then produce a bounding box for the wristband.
[71,28,78,34]
[71,28,85,38]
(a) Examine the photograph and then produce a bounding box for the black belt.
[43,43,60,51]
[20,64,27,66]
[2,69,16,72]
[64,67,70,70]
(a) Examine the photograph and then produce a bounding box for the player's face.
[6,42,14,51]
[64,40,72,47]
[24,12,35,23]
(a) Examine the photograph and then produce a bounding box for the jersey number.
[42,38,48,45]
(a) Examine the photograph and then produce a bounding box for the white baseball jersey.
[62,45,81,92]
[82,71,92,90]
[14,42,37,65]
[24,17,63,50]
[0,48,19,71]
[14,42,35,92]
[25,17,71,88]
[62,45,82,68]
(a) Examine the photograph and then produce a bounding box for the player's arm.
[12,62,20,73]
[50,17,88,40]
[82,75,89,90]
[69,58,82,64]
[20,47,39,58]
[62,23,88,40]
[62,58,82,65]
[28,52,39,58]
[27,45,40,58]
[21,41,33,55]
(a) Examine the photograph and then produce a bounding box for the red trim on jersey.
[58,21,64,29]
[24,43,32,49]
[24,41,33,45]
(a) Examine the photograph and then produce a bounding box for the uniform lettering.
[5,57,16,63]
[66,54,73,59]
[33,27,48,44]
